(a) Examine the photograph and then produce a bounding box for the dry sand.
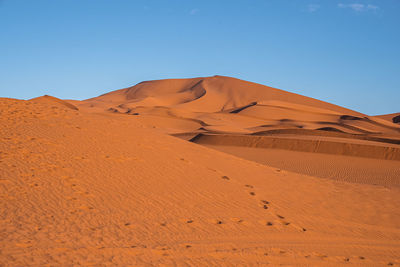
[1,76,400,265]
[375,112,400,124]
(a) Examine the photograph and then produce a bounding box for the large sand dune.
[81,76,400,161]
[1,76,400,265]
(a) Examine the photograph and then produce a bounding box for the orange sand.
[1,76,400,265]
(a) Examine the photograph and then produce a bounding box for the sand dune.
[84,76,362,114]
[81,76,400,159]
[1,76,400,265]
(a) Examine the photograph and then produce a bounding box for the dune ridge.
[30,95,79,110]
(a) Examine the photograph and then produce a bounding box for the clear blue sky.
[1,0,399,115]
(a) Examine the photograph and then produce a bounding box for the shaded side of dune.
[190,134,400,161]
[250,129,400,145]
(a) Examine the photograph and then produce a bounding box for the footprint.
[314,253,328,260]
[78,206,94,211]
[186,220,193,224]
[231,218,244,223]
[266,222,273,226]
[221,175,230,180]
[153,245,170,251]
[249,192,256,196]
[260,200,270,209]
[273,214,291,226]
[208,219,224,225]
[244,184,254,188]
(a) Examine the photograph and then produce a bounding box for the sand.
[375,112,400,124]
[1,76,400,265]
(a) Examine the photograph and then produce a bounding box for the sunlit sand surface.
[1,76,399,265]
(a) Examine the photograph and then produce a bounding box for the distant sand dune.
[80,75,400,161]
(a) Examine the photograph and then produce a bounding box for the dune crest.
[30,95,79,110]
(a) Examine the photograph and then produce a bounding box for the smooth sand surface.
[1,76,400,265]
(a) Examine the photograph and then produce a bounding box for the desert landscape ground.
[1,76,400,265]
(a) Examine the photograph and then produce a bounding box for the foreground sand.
[1,76,400,265]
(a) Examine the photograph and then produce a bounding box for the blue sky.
[0,0,399,115]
